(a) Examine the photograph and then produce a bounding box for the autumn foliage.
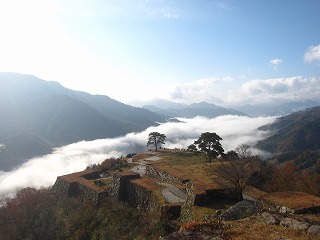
[0,188,166,240]
[250,162,320,196]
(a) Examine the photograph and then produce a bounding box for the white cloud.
[77,0,180,19]
[0,115,275,197]
[173,75,320,106]
[270,59,282,65]
[160,7,179,19]
[170,77,233,104]
[269,58,283,71]
[304,44,320,63]
[0,144,5,152]
[226,76,320,105]
[216,2,234,11]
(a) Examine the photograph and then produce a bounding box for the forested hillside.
[256,107,320,154]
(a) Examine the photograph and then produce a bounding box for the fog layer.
[0,115,275,197]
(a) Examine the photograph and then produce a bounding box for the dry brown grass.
[131,177,160,191]
[61,169,91,181]
[223,218,318,240]
[146,151,246,195]
[61,170,107,193]
[261,191,320,210]
[132,153,155,161]
[243,186,267,199]
[149,161,228,194]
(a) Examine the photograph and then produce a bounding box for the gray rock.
[280,218,310,231]
[308,225,320,236]
[279,205,293,214]
[221,200,257,221]
[256,212,279,225]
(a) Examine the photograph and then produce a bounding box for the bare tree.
[212,158,259,200]
[235,144,253,159]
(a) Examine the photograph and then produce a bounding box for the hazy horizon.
[0,1,319,105]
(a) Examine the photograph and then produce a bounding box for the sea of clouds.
[0,115,276,198]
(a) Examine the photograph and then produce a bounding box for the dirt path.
[128,152,162,176]
[158,182,187,203]
[128,152,187,203]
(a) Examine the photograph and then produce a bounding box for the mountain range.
[139,99,247,118]
[131,98,320,117]
[0,73,168,171]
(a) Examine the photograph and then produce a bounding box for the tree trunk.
[236,189,243,201]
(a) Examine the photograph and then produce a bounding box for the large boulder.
[220,200,257,221]
[255,212,279,225]
[308,225,320,236]
[280,218,310,231]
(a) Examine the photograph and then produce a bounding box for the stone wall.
[75,182,100,203]
[52,164,241,217]
[119,173,141,201]
[108,173,121,200]
[108,172,141,201]
[108,172,162,212]
[127,180,161,211]
[179,185,196,225]
[51,176,72,196]
[145,165,181,182]
[51,176,108,205]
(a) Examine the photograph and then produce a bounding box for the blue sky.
[1,0,320,105]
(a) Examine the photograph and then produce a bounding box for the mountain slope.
[0,72,167,170]
[0,133,53,171]
[256,106,320,154]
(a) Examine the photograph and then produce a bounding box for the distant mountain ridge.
[129,99,187,110]
[256,106,320,154]
[0,72,168,171]
[141,100,247,118]
[235,100,320,117]
[132,98,320,117]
